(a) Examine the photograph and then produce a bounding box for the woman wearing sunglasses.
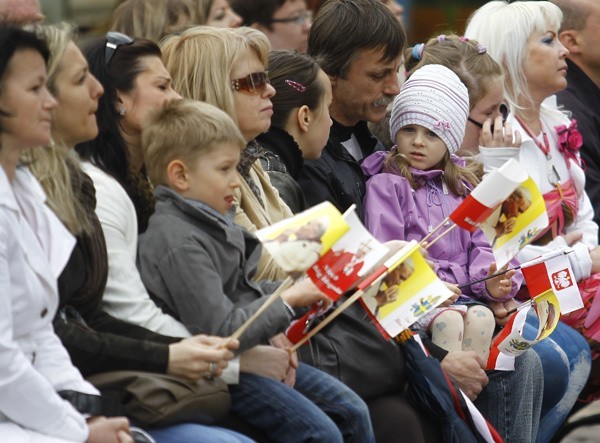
[160,25,375,443]
[25,23,250,443]
[0,25,134,443]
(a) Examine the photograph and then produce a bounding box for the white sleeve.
[0,225,88,442]
[475,146,521,173]
[83,164,191,338]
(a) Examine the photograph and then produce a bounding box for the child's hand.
[489,299,518,327]
[281,278,332,308]
[441,283,461,307]
[485,263,516,299]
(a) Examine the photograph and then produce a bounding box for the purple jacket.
[362,151,521,302]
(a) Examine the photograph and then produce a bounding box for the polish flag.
[450,158,528,232]
[521,253,583,314]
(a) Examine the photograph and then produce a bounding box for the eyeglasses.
[105,31,134,66]
[269,10,313,26]
[468,103,509,132]
[230,72,270,95]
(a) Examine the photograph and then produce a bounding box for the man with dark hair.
[297,2,543,443]
[553,0,600,241]
[229,0,312,52]
[299,0,403,220]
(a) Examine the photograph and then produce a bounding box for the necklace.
[515,115,561,187]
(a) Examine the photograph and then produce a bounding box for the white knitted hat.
[389,64,469,154]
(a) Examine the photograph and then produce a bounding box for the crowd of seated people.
[2,1,599,442]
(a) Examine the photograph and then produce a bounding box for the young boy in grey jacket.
[137,99,375,443]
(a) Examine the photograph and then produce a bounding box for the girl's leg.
[147,423,255,443]
[463,305,496,361]
[430,310,465,352]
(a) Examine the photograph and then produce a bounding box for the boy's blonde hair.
[142,99,246,187]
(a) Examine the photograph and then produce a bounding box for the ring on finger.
[203,362,216,379]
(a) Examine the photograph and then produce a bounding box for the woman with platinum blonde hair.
[466,0,598,426]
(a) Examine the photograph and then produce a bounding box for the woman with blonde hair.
[110,0,240,43]
[162,26,291,281]
[158,25,375,443]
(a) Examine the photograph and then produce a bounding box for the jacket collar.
[256,127,304,178]
[328,119,382,159]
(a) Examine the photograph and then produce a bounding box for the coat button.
[40,307,48,318]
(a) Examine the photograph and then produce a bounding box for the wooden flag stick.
[229,276,294,341]
[458,248,574,289]
[420,217,450,245]
[289,288,366,353]
[422,223,458,250]
[505,298,537,317]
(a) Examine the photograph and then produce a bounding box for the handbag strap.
[58,390,124,417]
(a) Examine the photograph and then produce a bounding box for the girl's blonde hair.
[384,149,481,196]
[465,1,563,117]
[23,22,93,236]
[405,34,503,112]
[161,26,270,124]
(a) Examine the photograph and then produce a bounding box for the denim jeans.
[528,320,591,443]
[147,423,255,443]
[474,349,543,443]
[229,362,375,443]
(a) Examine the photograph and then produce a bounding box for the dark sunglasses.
[468,103,509,133]
[105,31,134,66]
[230,71,270,95]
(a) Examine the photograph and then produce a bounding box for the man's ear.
[166,159,189,192]
[296,105,311,133]
[559,30,581,55]
[328,74,338,89]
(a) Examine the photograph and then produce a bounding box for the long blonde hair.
[384,149,481,196]
[24,22,93,236]
[161,26,270,123]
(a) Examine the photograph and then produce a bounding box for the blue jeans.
[474,349,543,443]
[147,423,255,443]
[229,362,375,443]
[528,320,591,443]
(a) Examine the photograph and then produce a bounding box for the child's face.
[395,124,447,170]
[185,142,241,215]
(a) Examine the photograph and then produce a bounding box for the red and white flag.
[450,158,528,232]
[521,252,583,314]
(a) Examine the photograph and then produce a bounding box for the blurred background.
[39,0,487,43]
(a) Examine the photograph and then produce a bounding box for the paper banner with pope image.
[479,177,549,269]
[306,206,390,301]
[359,240,455,339]
[255,201,350,277]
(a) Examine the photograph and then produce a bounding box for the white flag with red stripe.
[449,158,527,232]
[521,252,583,314]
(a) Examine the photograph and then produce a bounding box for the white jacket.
[477,98,598,282]
[0,167,97,442]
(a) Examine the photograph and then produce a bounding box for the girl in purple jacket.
[362,64,520,362]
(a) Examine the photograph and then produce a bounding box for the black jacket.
[298,120,384,221]
[257,127,307,214]
[54,171,178,377]
[556,59,600,240]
